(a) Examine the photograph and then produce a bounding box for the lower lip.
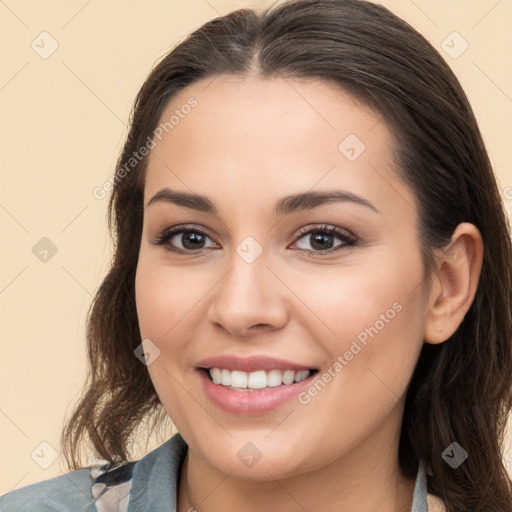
[198,369,315,415]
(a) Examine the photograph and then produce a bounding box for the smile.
[198,368,318,415]
[208,368,312,390]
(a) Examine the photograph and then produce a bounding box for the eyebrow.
[146,187,379,215]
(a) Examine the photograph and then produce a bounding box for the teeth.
[230,370,248,388]
[282,370,295,385]
[211,368,222,384]
[208,368,311,389]
[248,370,267,389]
[221,369,230,386]
[267,369,282,387]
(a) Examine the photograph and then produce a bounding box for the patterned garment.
[0,432,445,511]
[90,461,136,512]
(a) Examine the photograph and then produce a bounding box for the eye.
[152,223,356,255]
[291,224,356,254]
[152,224,218,253]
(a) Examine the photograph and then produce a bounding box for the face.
[135,75,431,480]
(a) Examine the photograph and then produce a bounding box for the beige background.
[1,0,511,494]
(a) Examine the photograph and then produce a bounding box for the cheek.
[135,255,206,343]
[300,252,426,396]
[291,268,426,466]
[134,257,204,429]
[291,255,422,350]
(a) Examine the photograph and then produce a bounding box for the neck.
[177,408,416,512]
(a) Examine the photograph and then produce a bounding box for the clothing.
[1,433,445,511]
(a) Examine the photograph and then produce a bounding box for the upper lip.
[196,355,315,373]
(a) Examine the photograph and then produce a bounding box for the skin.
[134,75,483,512]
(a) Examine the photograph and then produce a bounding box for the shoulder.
[0,468,97,512]
[0,434,188,512]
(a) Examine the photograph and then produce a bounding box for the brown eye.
[292,225,356,254]
[153,225,218,253]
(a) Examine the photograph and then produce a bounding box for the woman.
[2,0,511,510]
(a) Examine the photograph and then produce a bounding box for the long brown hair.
[61,0,512,509]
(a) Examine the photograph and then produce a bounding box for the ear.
[424,222,484,344]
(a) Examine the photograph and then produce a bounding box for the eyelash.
[152,223,357,256]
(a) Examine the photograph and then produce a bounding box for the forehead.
[143,75,415,217]
[149,75,384,163]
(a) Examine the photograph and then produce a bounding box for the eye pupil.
[182,232,205,249]
[310,232,333,250]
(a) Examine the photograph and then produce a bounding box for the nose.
[206,249,289,338]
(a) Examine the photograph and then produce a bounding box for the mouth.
[200,367,319,391]
[195,354,320,414]
[196,364,320,415]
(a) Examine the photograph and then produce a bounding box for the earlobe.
[424,222,484,345]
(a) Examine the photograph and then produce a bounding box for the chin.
[191,435,315,481]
